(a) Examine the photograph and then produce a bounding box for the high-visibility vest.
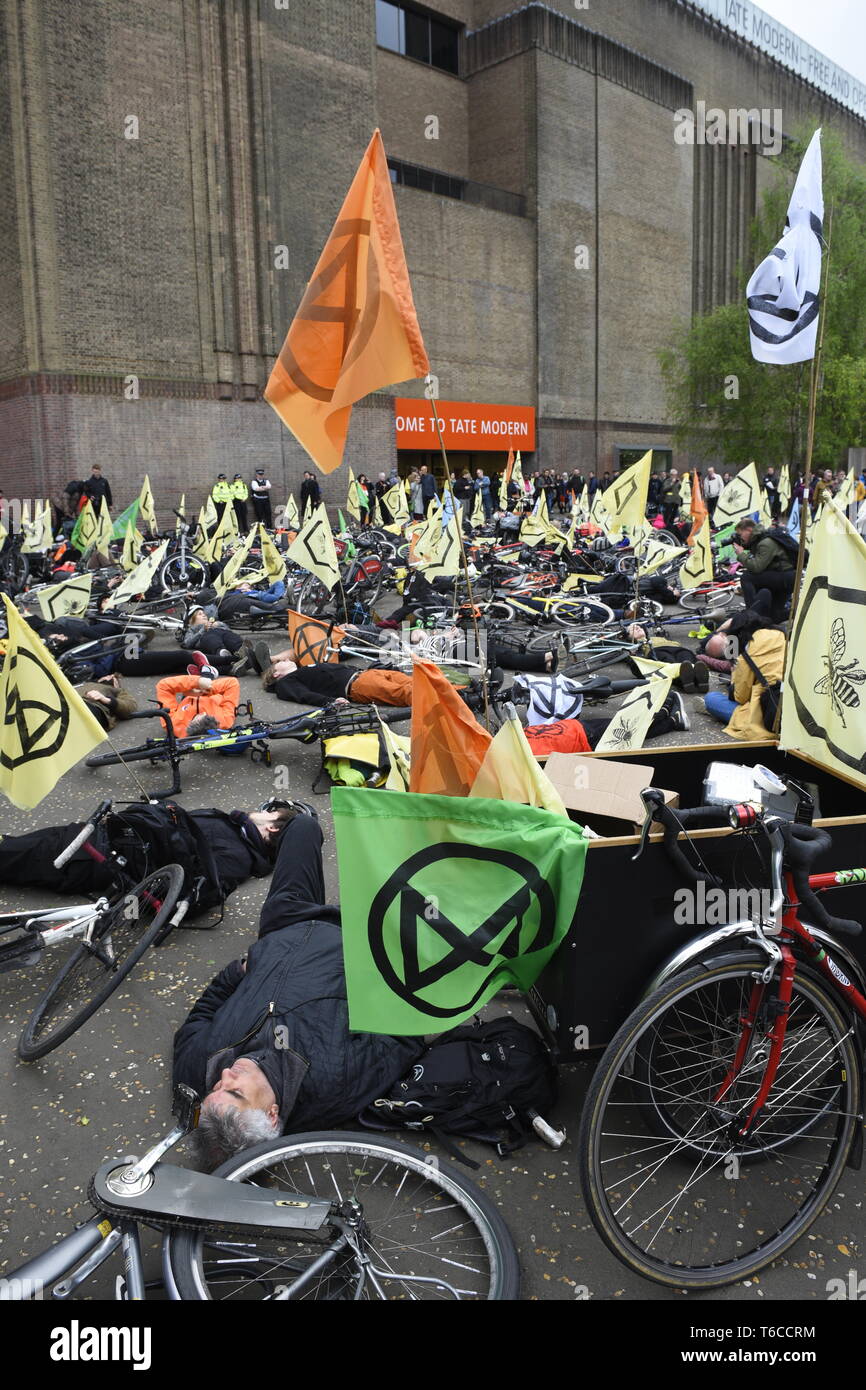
[232,479,249,501]
[212,480,232,503]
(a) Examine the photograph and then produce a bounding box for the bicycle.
[3,1083,519,1300]
[579,774,866,1289]
[84,700,412,795]
[1,799,187,1062]
[158,513,209,591]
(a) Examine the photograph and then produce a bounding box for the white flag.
[747,129,823,365]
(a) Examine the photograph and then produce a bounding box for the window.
[376,1,459,75]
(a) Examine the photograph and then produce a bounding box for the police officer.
[232,473,249,532]
[211,474,232,523]
[250,468,273,528]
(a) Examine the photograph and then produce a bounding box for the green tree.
[660,127,866,475]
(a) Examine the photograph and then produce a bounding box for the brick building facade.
[2,0,864,523]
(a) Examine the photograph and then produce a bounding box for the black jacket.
[173,918,422,1131]
[272,663,356,706]
[83,476,113,508]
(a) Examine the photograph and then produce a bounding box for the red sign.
[393,398,535,451]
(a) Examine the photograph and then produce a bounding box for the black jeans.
[258,816,341,938]
[740,569,794,622]
[115,649,234,677]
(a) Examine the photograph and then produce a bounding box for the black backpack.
[767,526,804,564]
[360,1018,557,1166]
[106,802,224,921]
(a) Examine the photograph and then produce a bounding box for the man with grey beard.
[174,809,422,1168]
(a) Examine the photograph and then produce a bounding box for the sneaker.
[252,640,273,675]
[666,689,691,732]
[231,653,252,675]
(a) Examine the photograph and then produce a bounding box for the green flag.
[111,499,140,539]
[332,787,588,1034]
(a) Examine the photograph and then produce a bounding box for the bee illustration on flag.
[813,618,866,728]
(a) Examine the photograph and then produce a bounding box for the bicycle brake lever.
[631,788,665,862]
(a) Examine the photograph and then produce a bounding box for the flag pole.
[773,205,833,737]
[426,390,490,729]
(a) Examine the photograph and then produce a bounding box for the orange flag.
[688,471,708,545]
[287,609,346,667]
[265,130,429,474]
[409,661,492,797]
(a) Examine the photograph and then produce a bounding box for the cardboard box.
[543,753,679,835]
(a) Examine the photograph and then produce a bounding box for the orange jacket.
[155,674,240,738]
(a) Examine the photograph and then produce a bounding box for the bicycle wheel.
[297,574,333,618]
[678,584,735,612]
[550,599,614,626]
[18,865,185,1061]
[160,554,208,591]
[579,956,859,1289]
[166,1131,519,1301]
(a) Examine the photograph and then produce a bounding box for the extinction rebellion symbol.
[367,843,557,1019]
[1,648,70,769]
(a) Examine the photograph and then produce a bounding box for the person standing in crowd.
[408,469,423,520]
[647,470,663,512]
[419,463,437,515]
[231,474,249,532]
[660,469,681,529]
[356,473,372,524]
[474,468,492,520]
[568,469,582,500]
[375,473,392,523]
[811,469,835,513]
[82,463,112,511]
[211,474,232,523]
[299,470,321,517]
[703,466,722,519]
[763,466,780,521]
[250,468,273,528]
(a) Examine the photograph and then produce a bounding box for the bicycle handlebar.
[635,788,862,938]
[53,799,112,868]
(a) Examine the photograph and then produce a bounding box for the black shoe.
[232,652,253,675]
[253,640,273,675]
[665,689,691,732]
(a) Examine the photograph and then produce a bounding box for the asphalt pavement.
[1,614,862,1304]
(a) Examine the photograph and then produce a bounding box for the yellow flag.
[594,672,673,753]
[422,509,462,579]
[201,494,219,530]
[518,514,549,548]
[138,475,158,534]
[534,490,549,525]
[93,498,114,555]
[258,524,287,584]
[0,595,106,808]
[513,451,524,489]
[758,488,773,527]
[33,573,93,621]
[210,499,239,558]
[639,537,687,576]
[20,500,53,554]
[834,468,856,511]
[381,482,409,525]
[193,509,214,563]
[779,466,791,512]
[603,450,652,532]
[379,716,412,791]
[104,540,169,609]
[214,527,258,596]
[679,516,713,589]
[679,472,691,506]
[412,502,442,564]
[346,469,361,523]
[283,495,301,531]
[469,712,568,816]
[471,487,485,528]
[122,521,145,571]
[713,462,761,529]
[780,501,866,789]
[286,504,341,591]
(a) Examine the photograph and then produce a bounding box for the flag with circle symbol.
[333,787,588,1033]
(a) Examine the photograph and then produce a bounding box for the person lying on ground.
[182,607,243,664]
[76,673,138,729]
[522,689,692,755]
[216,580,287,622]
[0,801,301,901]
[260,651,413,708]
[156,656,241,737]
[173,810,423,1168]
